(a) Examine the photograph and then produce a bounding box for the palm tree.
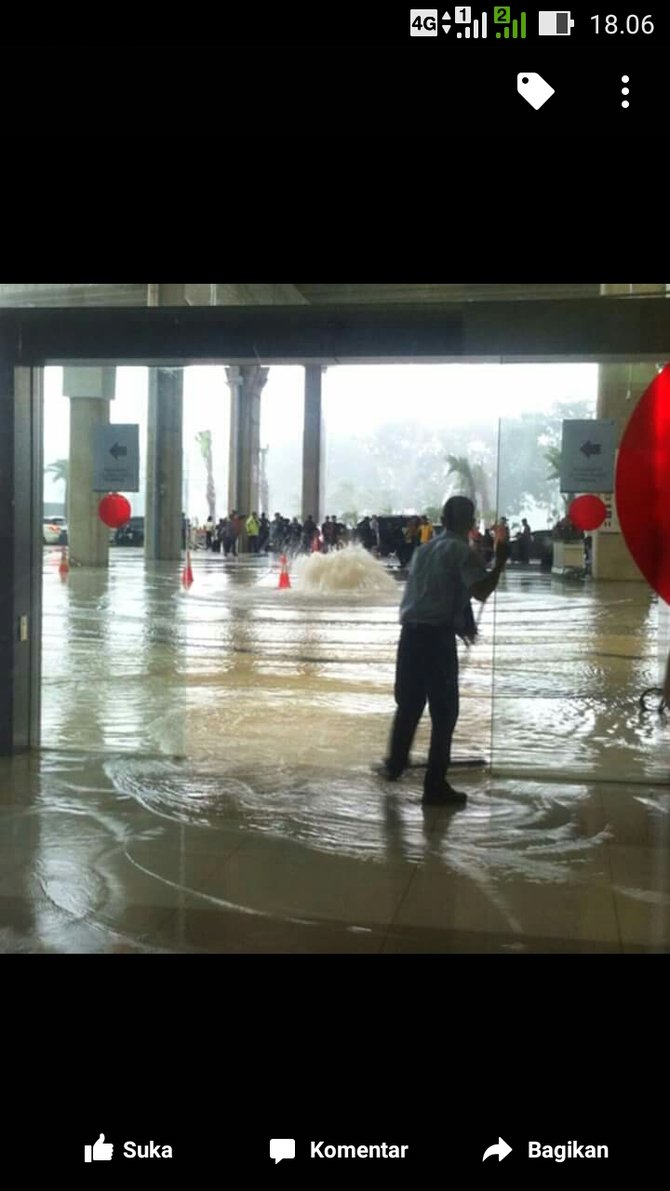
[446,454,476,503]
[471,462,492,523]
[446,454,494,520]
[544,445,561,481]
[195,431,216,521]
[544,446,572,511]
[45,458,69,516]
[259,445,270,515]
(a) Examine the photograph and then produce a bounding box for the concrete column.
[226,365,268,542]
[145,368,184,560]
[593,283,666,581]
[145,285,188,562]
[65,368,115,567]
[226,366,241,516]
[302,365,325,524]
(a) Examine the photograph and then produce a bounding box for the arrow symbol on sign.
[580,441,601,458]
[109,443,128,459]
[482,1137,512,1162]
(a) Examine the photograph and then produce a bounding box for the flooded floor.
[41,547,669,783]
[1,548,668,953]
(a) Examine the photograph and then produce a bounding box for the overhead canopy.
[0,296,669,366]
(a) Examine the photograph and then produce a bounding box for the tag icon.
[517,72,555,109]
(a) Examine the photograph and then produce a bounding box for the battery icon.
[538,10,574,35]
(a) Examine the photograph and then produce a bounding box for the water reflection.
[41,551,670,785]
[490,576,667,781]
[3,744,664,951]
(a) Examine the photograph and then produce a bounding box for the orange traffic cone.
[278,553,291,589]
[182,550,194,587]
[58,547,69,579]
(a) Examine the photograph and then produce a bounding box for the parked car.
[43,516,68,545]
[114,517,144,546]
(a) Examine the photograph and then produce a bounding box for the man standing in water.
[377,496,509,806]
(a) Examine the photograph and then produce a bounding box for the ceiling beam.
[1,297,669,366]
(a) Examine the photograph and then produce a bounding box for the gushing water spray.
[293,544,398,595]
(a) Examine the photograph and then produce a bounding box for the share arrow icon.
[482,1137,512,1162]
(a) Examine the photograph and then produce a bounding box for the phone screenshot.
[1,42,664,1181]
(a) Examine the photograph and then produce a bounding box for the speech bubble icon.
[270,1138,296,1164]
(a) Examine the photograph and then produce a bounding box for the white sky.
[43,363,598,514]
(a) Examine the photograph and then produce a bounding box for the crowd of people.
[192,512,353,557]
[186,508,535,565]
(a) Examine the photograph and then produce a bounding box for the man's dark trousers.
[387,623,459,793]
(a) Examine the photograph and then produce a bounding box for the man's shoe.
[372,762,403,782]
[422,783,468,806]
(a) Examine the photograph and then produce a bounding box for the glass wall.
[259,366,304,517]
[182,367,229,527]
[491,365,669,784]
[40,356,667,788]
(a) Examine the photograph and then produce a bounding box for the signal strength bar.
[495,12,526,37]
[455,12,488,37]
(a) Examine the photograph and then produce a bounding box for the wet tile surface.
[0,748,668,953]
[2,551,666,952]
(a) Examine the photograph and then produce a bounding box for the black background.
[1,39,666,135]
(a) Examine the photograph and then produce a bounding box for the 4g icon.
[410,9,439,36]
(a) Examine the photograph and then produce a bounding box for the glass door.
[491,367,670,784]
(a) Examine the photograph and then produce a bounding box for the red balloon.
[616,363,670,604]
[98,493,131,528]
[567,494,607,532]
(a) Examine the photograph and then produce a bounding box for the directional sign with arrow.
[560,419,616,494]
[482,1137,512,1162]
[93,424,140,492]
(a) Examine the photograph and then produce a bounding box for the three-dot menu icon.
[621,75,630,108]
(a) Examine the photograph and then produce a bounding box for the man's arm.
[470,539,509,603]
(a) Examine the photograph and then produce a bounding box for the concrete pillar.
[226,366,268,541]
[302,365,325,524]
[145,285,188,562]
[64,367,115,567]
[593,284,666,581]
[145,368,184,560]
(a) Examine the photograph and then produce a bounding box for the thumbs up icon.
[84,1134,114,1162]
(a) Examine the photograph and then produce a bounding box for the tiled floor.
[1,750,669,952]
[4,551,665,952]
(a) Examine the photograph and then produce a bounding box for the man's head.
[442,496,476,534]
